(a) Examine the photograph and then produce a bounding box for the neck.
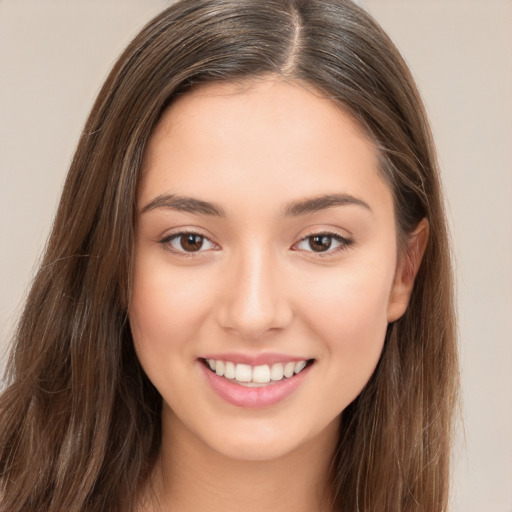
[141,408,339,512]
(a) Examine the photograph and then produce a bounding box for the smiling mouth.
[201,358,315,387]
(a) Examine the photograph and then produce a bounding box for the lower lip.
[199,361,312,408]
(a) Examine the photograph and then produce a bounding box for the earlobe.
[387,218,429,323]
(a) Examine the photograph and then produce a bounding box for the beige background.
[1,1,511,510]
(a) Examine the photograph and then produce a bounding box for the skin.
[130,78,427,511]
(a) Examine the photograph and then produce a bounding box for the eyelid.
[159,229,219,256]
[157,227,353,258]
[292,230,354,256]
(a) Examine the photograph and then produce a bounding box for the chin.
[195,414,340,463]
[214,435,298,462]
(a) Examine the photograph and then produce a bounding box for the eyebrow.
[141,194,226,217]
[283,193,372,216]
[140,192,371,217]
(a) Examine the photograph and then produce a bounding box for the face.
[130,79,409,462]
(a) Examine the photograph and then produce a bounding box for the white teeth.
[252,365,271,383]
[235,364,252,382]
[215,360,225,377]
[283,362,295,378]
[294,360,307,374]
[224,361,236,379]
[270,363,284,381]
[205,358,310,385]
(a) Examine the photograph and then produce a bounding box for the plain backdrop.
[1,1,511,511]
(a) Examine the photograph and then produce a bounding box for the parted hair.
[0,1,458,510]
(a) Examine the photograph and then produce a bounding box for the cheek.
[302,259,392,337]
[128,254,215,371]
[299,261,393,399]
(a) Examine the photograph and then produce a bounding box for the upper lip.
[200,352,313,366]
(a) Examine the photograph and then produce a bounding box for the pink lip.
[201,352,309,366]
[198,360,313,408]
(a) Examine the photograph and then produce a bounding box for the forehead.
[139,79,392,220]
[146,78,374,163]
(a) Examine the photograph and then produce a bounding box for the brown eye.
[161,232,216,254]
[294,232,352,255]
[179,233,204,252]
[309,235,333,252]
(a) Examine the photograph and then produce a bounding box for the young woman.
[0,1,458,510]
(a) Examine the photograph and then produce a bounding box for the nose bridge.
[217,243,291,338]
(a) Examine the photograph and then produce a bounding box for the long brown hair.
[0,1,458,510]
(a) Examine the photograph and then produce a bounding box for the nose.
[215,248,293,339]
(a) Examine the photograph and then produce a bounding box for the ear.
[387,218,429,323]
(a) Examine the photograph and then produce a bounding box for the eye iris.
[180,234,204,252]
[309,235,332,252]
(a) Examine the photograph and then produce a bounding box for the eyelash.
[293,231,353,257]
[159,231,218,258]
[159,230,353,258]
